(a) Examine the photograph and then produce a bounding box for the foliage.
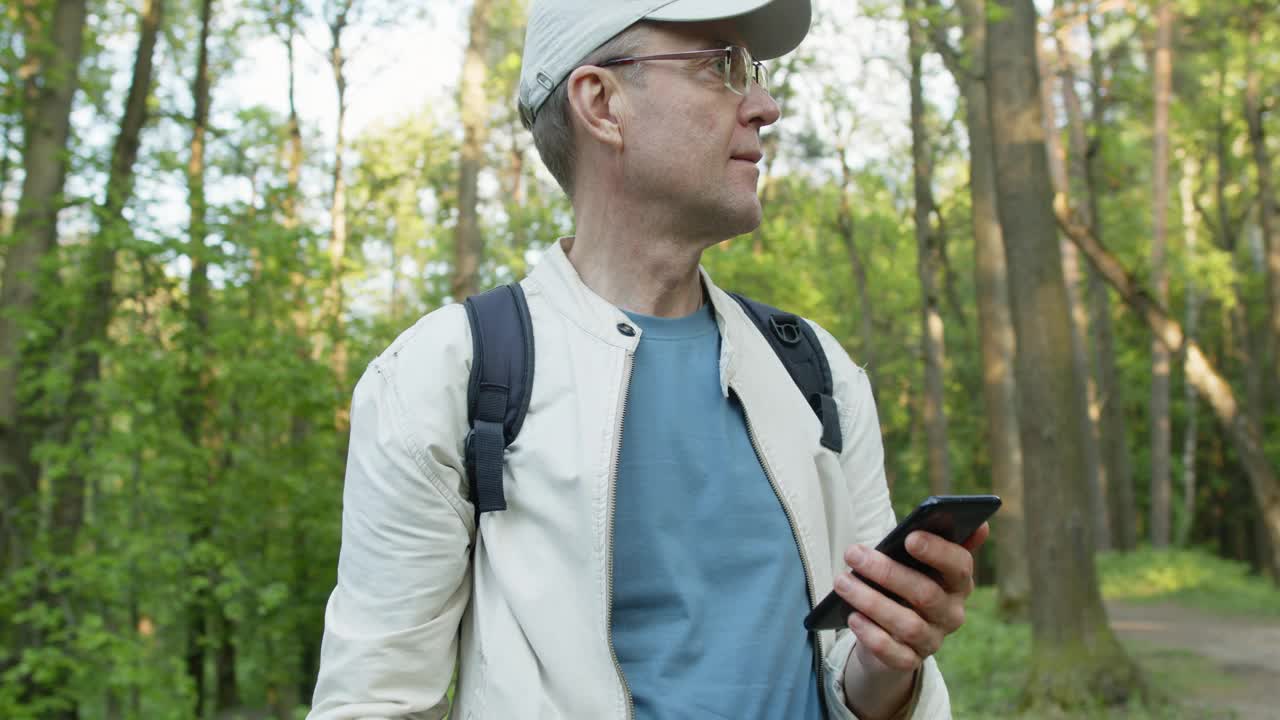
[0,0,1277,716]
[1098,547,1280,617]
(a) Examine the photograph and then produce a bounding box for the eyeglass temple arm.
[600,48,732,67]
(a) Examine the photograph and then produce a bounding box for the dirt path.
[1107,601,1280,719]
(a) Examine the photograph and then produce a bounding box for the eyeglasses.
[598,45,768,96]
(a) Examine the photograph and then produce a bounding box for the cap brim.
[644,0,811,60]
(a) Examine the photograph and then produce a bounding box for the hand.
[835,523,990,673]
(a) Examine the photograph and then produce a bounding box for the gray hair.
[529,25,649,199]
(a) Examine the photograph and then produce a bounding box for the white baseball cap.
[518,0,812,126]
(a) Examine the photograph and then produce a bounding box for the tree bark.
[1063,238,1110,550]
[1038,38,1108,551]
[933,0,1029,617]
[986,0,1144,708]
[1243,4,1279,403]
[283,0,303,235]
[49,0,163,556]
[1061,8,1137,550]
[907,0,952,495]
[1177,158,1201,547]
[277,7,307,712]
[182,0,216,712]
[325,0,353,435]
[452,0,492,301]
[1148,0,1174,548]
[0,0,89,574]
[836,139,878,378]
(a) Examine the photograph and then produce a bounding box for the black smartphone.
[803,494,1002,631]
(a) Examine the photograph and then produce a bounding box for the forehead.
[639,20,748,53]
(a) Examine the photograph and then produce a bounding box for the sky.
[234,2,468,146]
[224,0,952,180]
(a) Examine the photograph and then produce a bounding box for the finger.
[836,574,944,660]
[904,531,975,597]
[962,522,991,553]
[844,544,948,618]
[848,610,924,672]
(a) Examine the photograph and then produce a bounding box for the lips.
[731,151,763,163]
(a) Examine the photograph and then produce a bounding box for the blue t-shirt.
[611,304,823,720]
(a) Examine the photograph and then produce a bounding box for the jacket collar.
[526,238,743,397]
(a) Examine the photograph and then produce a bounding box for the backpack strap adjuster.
[769,314,803,346]
[463,284,534,523]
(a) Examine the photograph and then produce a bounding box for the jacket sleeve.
[308,305,476,720]
[807,321,952,720]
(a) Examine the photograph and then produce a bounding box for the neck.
[566,189,717,318]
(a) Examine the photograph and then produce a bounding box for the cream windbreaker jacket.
[308,239,951,720]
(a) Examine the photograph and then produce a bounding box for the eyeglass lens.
[726,47,767,94]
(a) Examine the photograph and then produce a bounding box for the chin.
[722,201,763,237]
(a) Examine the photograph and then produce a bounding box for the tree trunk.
[280,9,309,712]
[1177,158,1201,547]
[0,0,89,575]
[939,0,1029,618]
[325,1,353,435]
[836,141,878,378]
[183,0,213,439]
[183,0,215,712]
[1038,39,1108,551]
[57,0,163,454]
[986,0,1145,708]
[1063,238,1110,550]
[452,0,492,301]
[1055,183,1280,584]
[0,117,16,229]
[1207,63,1267,435]
[283,0,303,235]
[1061,9,1137,550]
[907,0,952,495]
[215,612,239,711]
[1243,5,1279,402]
[1148,0,1174,548]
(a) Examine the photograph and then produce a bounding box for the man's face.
[613,22,782,241]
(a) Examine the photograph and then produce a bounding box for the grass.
[937,547,1280,718]
[1097,546,1280,617]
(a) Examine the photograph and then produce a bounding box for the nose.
[740,82,780,128]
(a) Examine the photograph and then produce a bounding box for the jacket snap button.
[616,323,636,337]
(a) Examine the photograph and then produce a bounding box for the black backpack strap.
[729,293,842,453]
[463,283,534,522]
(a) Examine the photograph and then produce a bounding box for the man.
[309,1,988,718]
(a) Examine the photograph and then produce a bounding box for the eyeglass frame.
[597,45,768,96]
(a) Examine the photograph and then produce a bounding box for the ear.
[565,65,627,150]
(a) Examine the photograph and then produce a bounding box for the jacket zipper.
[607,349,636,719]
[732,386,829,717]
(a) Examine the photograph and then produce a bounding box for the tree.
[923,0,1028,615]
[986,0,1144,708]
[1242,0,1279,402]
[0,0,89,577]
[1149,0,1174,548]
[1037,34,1109,552]
[1056,3,1137,550]
[52,0,164,540]
[180,0,227,713]
[453,0,493,301]
[1178,155,1202,547]
[907,0,952,495]
[323,0,353,434]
